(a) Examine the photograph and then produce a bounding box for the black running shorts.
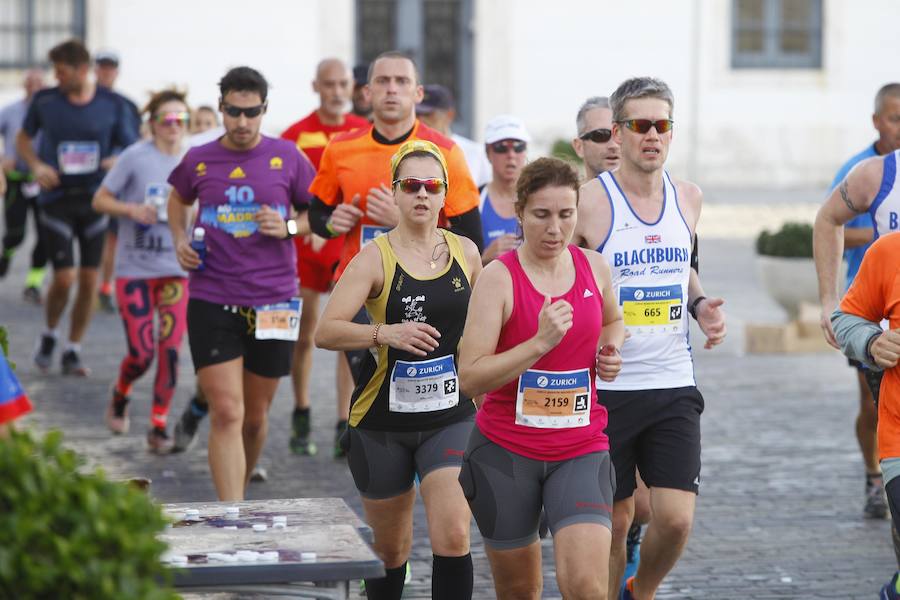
[344,417,473,499]
[187,298,295,378]
[38,192,107,269]
[599,386,704,501]
[458,426,614,550]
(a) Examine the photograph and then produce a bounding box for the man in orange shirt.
[833,231,900,598]
[308,51,482,280]
[280,58,368,457]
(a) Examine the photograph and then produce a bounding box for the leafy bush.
[756,222,814,258]
[551,138,581,164]
[0,430,176,599]
[0,326,11,370]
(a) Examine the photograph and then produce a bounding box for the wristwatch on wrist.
[688,295,707,320]
[284,218,298,239]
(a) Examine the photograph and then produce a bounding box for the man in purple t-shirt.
[167,66,314,501]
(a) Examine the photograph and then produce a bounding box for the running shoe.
[866,478,889,519]
[61,349,90,376]
[22,286,41,305]
[250,466,268,482]
[624,523,643,581]
[33,333,56,372]
[171,401,204,453]
[146,426,173,454]
[881,571,900,600]
[105,388,130,434]
[289,410,317,456]
[334,420,348,458]
[97,290,116,314]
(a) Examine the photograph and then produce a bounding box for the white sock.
[43,328,58,339]
[64,342,81,353]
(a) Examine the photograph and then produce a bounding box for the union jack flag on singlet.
[0,351,31,424]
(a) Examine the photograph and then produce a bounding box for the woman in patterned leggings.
[91,89,191,452]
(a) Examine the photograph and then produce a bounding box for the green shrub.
[551,138,581,164]
[755,222,814,258]
[0,430,176,599]
[0,326,11,370]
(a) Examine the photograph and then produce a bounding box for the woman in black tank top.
[316,140,482,600]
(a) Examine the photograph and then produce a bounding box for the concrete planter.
[755,255,846,320]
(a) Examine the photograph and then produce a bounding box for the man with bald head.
[280,58,369,457]
[0,69,48,302]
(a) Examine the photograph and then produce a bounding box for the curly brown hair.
[515,157,580,216]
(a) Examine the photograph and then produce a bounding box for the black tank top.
[351,230,476,431]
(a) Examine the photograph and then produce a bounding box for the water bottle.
[190,227,207,271]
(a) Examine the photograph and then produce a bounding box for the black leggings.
[2,178,46,268]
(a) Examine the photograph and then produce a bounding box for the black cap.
[352,65,368,87]
[417,84,455,115]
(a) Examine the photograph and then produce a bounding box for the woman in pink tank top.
[457,157,624,599]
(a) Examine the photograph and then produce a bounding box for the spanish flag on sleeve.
[0,350,31,424]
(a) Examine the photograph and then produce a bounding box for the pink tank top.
[476,245,609,461]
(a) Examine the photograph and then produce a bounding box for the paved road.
[1,225,895,598]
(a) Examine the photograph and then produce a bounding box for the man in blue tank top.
[16,39,139,377]
[574,77,727,600]
[824,83,900,522]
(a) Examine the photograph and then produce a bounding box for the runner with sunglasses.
[316,140,481,600]
[572,96,620,181]
[575,77,726,600]
[166,66,316,500]
[479,115,529,265]
[573,94,650,587]
[457,156,624,599]
[92,89,191,452]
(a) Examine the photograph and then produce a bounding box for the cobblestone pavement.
[1,209,895,598]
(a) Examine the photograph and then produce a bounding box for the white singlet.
[596,170,695,391]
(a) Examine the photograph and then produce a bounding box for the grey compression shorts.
[458,425,615,550]
[344,417,473,499]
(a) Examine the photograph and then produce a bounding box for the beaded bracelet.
[372,323,384,347]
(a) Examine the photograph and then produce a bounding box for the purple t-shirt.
[168,135,315,306]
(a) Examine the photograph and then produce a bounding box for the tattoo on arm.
[840,180,866,214]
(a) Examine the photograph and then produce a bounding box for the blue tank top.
[479,187,518,245]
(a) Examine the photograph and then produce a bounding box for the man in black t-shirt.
[16,39,138,376]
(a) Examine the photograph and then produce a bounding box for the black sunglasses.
[616,119,674,134]
[221,102,266,118]
[490,140,527,154]
[579,128,612,143]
